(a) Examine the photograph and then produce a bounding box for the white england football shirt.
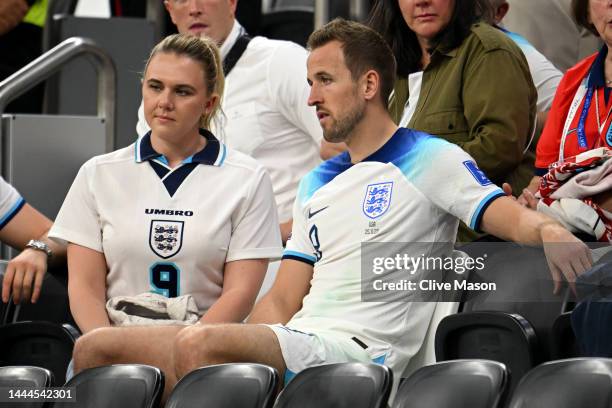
[283,128,504,374]
[50,130,283,314]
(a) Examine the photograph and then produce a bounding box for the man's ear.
[229,0,238,16]
[362,70,380,102]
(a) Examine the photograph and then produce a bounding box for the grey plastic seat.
[0,321,79,386]
[52,364,163,408]
[435,311,537,400]
[274,363,392,408]
[165,363,278,408]
[394,360,507,408]
[459,242,571,363]
[0,366,53,408]
[508,358,612,408]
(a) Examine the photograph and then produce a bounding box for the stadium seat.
[52,364,164,408]
[551,312,580,359]
[165,363,278,408]
[435,311,537,400]
[393,359,507,408]
[459,242,571,362]
[0,321,79,386]
[0,366,53,408]
[274,362,392,408]
[508,358,612,408]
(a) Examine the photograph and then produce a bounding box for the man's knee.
[73,327,120,372]
[173,325,229,378]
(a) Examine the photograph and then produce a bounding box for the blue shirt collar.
[588,45,608,89]
[341,128,411,164]
[135,128,226,166]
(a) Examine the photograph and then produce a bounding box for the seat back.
[165,363,278,408]
[0,321,78,386]
[274,363,392,408]
[552,312,580,359]
[435,311,538,399]
[460,242,570,362]
[53,364,164,408]
[0,366,53,408]
[394,359,507,408]
[508,358,612,408]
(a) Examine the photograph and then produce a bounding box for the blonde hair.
[144,34,225,130]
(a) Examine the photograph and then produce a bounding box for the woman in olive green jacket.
[368,0,537,241]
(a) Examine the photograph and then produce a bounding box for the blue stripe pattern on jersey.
[0,197,25,229]
[469,190,505,231]
[282,250,317,265]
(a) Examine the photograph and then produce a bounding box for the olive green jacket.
[389,23,537,241]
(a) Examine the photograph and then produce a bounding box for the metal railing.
[0,36,117,169]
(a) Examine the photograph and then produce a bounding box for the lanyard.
[560,75,611,161]
[576,86,594,149]
[594,89,612,146]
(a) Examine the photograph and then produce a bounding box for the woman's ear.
[204,94,220,115]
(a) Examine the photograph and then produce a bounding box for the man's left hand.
[2,248,47,304]
[541,223,592,295]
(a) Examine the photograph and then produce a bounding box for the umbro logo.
[307,206,329,219]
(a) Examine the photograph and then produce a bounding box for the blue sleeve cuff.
[469,191,505,232]
[282,250,317,266]
[0,197,25,230]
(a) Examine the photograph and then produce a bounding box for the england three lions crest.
[363,182,393,219]
[149,220,184,259]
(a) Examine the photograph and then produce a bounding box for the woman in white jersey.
[50,34,282,334]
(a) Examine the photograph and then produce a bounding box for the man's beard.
[323,101,365,143]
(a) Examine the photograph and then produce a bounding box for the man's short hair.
[307,18,397,108]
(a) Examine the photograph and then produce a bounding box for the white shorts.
[266,324,373,384]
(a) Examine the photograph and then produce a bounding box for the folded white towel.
[106,292,200,326]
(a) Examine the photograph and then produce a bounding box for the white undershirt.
[399,71,424,128]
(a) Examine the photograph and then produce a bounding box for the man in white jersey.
[137,0,341,242]
[73,19,591,398]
